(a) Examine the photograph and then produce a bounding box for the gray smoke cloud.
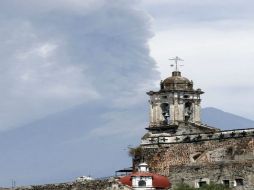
[0,0,158,130]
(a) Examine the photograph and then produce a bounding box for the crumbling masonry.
[136,60,254,189]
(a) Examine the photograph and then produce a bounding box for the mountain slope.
[202,107,254,130]
[0,106,253,187]
[0,102,147,187]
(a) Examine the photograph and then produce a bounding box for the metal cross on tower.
[169,56,184,71]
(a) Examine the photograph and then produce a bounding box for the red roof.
[119,172,171,189]
[119,175,132,187]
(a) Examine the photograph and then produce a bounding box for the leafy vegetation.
[128,146,142,158]
[173,183,231,190]
[173,183,196,190]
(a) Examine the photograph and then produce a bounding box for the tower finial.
[169,56,184,71]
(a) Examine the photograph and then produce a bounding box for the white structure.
[76,176,93,182]
[132,163,153,190]
[132,175,153,190]
[138,163,149,172]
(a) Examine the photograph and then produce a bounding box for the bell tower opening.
[160,103,170,124]
[184,101,193,122]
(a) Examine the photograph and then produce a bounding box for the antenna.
[169,56,184,71]
[11,179,16,190]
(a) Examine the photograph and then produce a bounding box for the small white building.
[131,163,153,189]
[119,163,170,190]
[76,176,93,182]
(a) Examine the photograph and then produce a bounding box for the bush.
[199,183,231,190]
[173,183,195,190]
[173,183,231,190]
[128,146,142,158]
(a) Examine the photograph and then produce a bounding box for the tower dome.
[162,71,193,91]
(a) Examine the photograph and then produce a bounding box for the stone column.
[194,102,201,122]
[169,101,175,123]
[149,100,153,124]
[178,103,184,121]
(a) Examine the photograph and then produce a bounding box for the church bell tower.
[147,57,204,133]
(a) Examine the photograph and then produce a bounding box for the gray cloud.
[142,0,254,23]
[0,0,158,130]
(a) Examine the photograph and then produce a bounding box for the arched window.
[138,180,146,187]
[160,103,170,124]
[190,152,202,162]
[184,102,192,122]
[185,102,192,112]
[234,178,244,186]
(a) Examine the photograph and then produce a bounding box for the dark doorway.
[138,180,146,187]
[198,181,207,187]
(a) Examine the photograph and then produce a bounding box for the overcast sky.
[0,1,253,128]
[0,0,253,132]
[141,0,254,119]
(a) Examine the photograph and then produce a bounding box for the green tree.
[173,183,195,190]
[199,183,231,190]
[173,183,231,190]
[128,146,142,158]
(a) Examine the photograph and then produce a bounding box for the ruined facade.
[137,60,254,189]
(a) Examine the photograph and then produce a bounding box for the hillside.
[202,107,254,130]
[0,106,253,187]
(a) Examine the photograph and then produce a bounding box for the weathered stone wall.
[140,137,254,189]
[169,161,254,189]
